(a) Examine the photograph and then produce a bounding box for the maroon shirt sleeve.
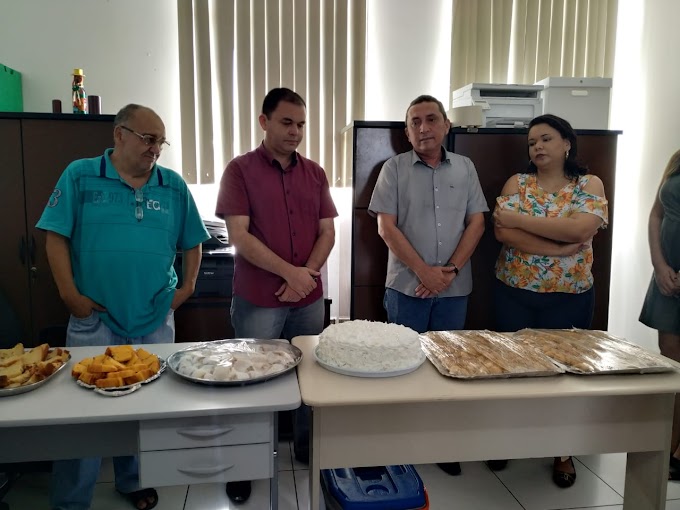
[215,158,250,218]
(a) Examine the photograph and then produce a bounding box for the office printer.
[452,83,543,127]
[174,219,234,298]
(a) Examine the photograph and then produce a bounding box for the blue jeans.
[50,310,174,510]
[230,295,324,462]
[230,295,324,341]
[383,288,468,334]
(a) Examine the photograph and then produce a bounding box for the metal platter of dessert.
[512,329,677,375]
[0,344,71,397]
[167,339,302,386]
[420,330,563,379]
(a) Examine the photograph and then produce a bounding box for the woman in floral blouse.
[492,114,609,488]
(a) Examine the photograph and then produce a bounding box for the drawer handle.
[178,464,234,476]
[177,426,234,438]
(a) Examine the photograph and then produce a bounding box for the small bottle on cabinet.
[72,68,88,114]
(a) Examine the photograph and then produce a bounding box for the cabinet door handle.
[19,237,26,265]
[177,464,234,476]
[177,426,234,438]
[29,236,36,265]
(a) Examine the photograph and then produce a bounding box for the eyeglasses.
[120,125,170,150]
[135,189,144,221]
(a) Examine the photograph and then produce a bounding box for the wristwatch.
[444,262,459,275]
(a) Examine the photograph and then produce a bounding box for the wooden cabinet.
[348,121,618,331]
[0,114,115,346]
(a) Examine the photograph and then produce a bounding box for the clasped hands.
[414,265,457,299]
[275,265,320,303]
[655,264,680,297]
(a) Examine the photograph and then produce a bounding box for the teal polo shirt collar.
[99,149,165,187]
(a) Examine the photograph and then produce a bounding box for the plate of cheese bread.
[0,343,71,396]
[72,345,165,396]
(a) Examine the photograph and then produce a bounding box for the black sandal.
[552,456,576,488]
[118,488,159,510]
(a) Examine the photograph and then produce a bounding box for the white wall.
[0,0,181,170]
[608,0,680,351]
[365,0,452,120]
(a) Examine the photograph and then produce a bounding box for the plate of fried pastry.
[72,345,165,396]
[0,343,71,397]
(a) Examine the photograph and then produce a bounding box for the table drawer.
[139,442,272,487]
[139,414,271,451]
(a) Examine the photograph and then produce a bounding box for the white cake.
[316,320,423,371]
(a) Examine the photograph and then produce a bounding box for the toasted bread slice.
[142,357,160,373]
[27,373,47,385]
[0,343,24,360]
[124,354,141,366]
[36,360,62,377]
[71,363,87,378]
[79,357,95,367]
[105,345,134,362]
[124,372,146,384]
[87,362,119,373]
[78,372,105,385]
[46,348,69,361]
[0,354,23,369]
[0,360,25,382]
[136,348,154,361]
[107,369,135,379]
[96,377,124,388]
[22,344,49,365]
[138,368,155,380]
[103,357,127,370]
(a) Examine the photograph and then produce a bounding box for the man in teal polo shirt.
[37,104,209,510]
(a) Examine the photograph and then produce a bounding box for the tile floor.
[4,447,680,509]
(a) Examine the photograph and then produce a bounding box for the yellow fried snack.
[73,347,161,389]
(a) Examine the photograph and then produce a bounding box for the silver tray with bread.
[420,330,563,379]
[0,343,71,397]
[71,345,165,396]
[167,339,302,386]
[512,328,676,375]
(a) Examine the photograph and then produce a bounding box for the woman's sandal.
[552,456,577,488]
[117,488,159,510]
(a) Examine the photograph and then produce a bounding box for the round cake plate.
[313,346,426,378]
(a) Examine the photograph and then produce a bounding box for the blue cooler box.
[321,465,426,510]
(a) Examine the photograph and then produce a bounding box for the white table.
[0,343,301,510]
[293,335,680,510]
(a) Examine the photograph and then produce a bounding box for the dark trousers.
[494,279,595,332]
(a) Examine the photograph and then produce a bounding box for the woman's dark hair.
[526,114,588,179]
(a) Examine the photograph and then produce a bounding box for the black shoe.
[294,448,309,465]
[486,459,508,471]
[437,462,462,476]
[552,457,576,488]
[226,480,252,503]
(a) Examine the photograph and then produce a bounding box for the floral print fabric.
[495,173,609,294]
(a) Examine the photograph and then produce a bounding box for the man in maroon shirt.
[216,87,337,503]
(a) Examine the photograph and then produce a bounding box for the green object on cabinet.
[0,64,23,112]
